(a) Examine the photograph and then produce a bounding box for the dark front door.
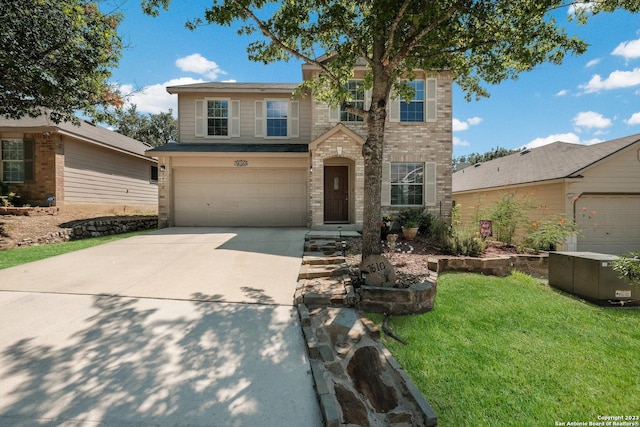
[324,166,349,222]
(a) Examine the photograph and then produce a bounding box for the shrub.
[612,251,640,287]
[488,192,534,245]
[436,205,486,257]
[398,208,432,234]
[522,215,578,252]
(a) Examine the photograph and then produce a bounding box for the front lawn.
[0,231,150,270]
[370,272,640,426]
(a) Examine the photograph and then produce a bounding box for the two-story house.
[147,61,453,229]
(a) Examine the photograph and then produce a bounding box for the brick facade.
[309,70,453,227]
[6,133,63,206]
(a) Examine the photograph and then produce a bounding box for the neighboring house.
[452,134,640,254]
[0,115,158,213]
[147,60,453,229]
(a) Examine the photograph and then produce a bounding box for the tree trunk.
[361,67,390,260]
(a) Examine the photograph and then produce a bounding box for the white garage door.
[576,195,640,254]
[173,168,308,226]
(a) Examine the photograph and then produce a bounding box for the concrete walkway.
[0,227,322,426]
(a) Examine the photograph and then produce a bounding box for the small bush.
[398,208,432,233]
[612,251,640,287]
[522,215,578,252]
[489,192,534,245]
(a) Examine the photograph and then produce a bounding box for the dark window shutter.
[23,139,35,182]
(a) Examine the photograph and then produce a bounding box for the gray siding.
[64,139,157,205]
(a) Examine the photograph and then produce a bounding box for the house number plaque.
[234,160,248,167]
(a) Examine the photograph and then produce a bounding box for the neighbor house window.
[207,99,228,136]
[391,162,423,205]
[341,80,364,122]
[150,165,158,184]
[266,100,288,137]
[400,80,424,122]
[1,139,34,183]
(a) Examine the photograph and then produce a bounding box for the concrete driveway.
[0,227,322,426]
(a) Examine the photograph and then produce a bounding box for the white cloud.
[556,89,569,96]
[626,112,640,125]
[580,68,640,93]
[175,53,226,79]
[573,111,612,129]
[453,117,482,132]
[120,77,205,115]
[568,2,593,15]
[585,58,601,68]
[453,136,470,147]
[523,133,603,150]
[612,38,640,59]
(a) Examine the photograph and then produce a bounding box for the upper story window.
[194,99,240,138]
[207,100,229,136]
[255,99,299,139]
[400,80,424,122]
[389,78,437,123]
[1,139,34,183]
[266,100,289,137]
[341,80,365,122]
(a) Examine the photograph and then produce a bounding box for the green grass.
[0,231,150,270]
[369,272,640,426]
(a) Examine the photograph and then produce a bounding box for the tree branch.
[231,0,343,86]
[382,0,412,65]
[389,0,468,70]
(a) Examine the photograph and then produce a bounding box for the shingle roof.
[0,114,153,159]
[147,143,308,153]
[453,134,640,193]
[166,82,300,94]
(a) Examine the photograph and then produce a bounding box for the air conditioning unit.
[549,252,638,303]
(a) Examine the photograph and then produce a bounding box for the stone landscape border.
[12,216,158,247]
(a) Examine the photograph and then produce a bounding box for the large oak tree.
[143,0,639,259]
[0,0,124,124]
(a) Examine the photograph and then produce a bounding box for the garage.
[576,194,640,254]
[173,167,308,227]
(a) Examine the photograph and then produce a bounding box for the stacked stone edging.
[298,305,438,427]
[432,253,549,278]
[16,216,158,247]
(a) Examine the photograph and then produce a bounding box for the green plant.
[489,192,534,245]
[438,205,486,256]
[368,272,640,426]
[612,251,640,287]
[398,208,432,233]
[523,215,578,252]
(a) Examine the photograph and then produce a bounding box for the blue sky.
[107,2,640,158]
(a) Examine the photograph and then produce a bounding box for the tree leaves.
[0,0,123,124]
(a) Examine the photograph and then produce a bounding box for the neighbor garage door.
[173,168,307,226]
[576,194,640,254]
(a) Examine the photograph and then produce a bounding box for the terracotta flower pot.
[402,227,418,240]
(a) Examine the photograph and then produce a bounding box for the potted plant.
[401,220,418,240]
[380,214,394,240]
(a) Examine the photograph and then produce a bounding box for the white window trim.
[329,80,371,123]
[195,98,240,139]
[389,77,437,123]
[1,139,26,184]
[382,161,436,207]
[255,99,299,139]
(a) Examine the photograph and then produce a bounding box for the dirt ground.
[0,210,129,250]
[344,234,520,287]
